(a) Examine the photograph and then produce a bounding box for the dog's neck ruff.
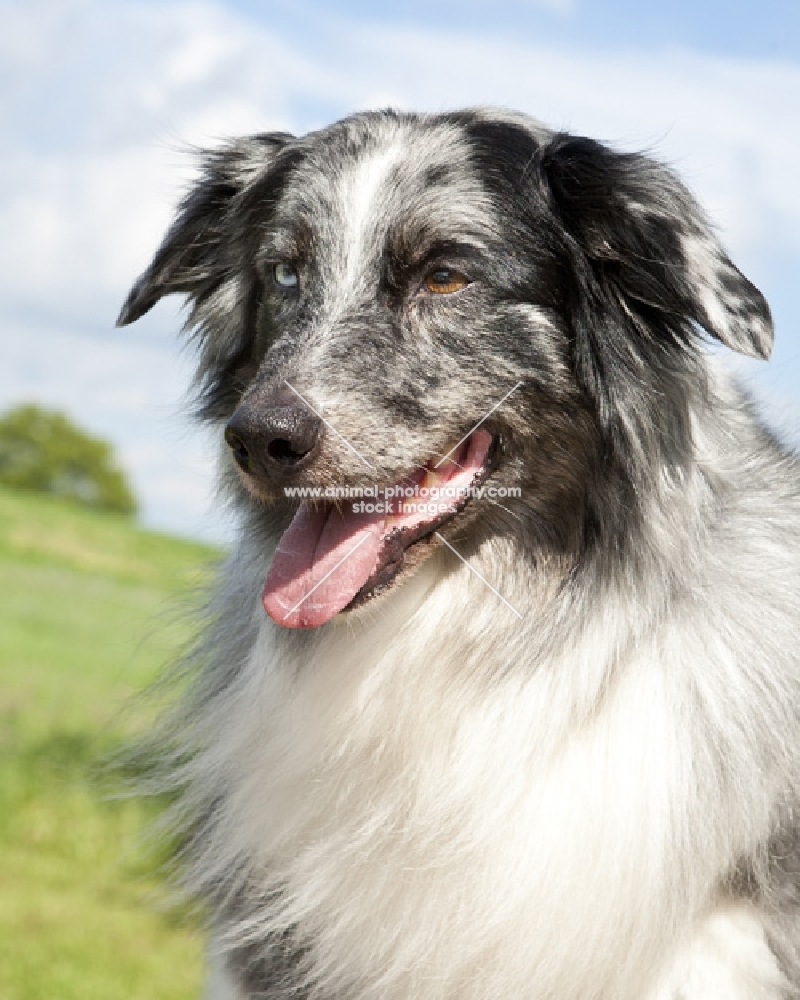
[203,528,761,1000]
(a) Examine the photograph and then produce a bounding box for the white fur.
[207,949,247,1000]
[649,903,786,1000]
[338,133,406,292]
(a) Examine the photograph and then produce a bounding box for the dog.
[118,108,800,999]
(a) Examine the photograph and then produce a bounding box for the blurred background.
[1,1,798,997]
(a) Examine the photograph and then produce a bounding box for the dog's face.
[119,109,773,627]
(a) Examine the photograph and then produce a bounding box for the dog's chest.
[211,595,699,1000]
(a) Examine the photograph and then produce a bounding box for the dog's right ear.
[116,133,293,327]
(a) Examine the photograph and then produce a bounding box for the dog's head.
[119,109,772,626]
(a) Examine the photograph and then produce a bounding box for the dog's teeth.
[423,469,443,490]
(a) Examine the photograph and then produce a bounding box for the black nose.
[225,392,323,477]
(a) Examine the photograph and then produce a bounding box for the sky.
[2,0,799,541]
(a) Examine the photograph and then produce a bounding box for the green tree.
[0,404,136,514]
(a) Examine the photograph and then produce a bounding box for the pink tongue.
[262,502,385,628]
[262,430,494,629]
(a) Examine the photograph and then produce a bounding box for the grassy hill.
[0,486,222,1000]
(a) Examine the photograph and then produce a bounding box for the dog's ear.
[116,132,294,327]
[540,134,773,361]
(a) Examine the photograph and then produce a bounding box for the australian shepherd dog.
[119,109,800,999]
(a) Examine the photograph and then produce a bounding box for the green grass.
[0,486,222,1000]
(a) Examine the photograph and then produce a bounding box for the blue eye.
[273,262,298,288]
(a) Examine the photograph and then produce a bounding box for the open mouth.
[262,429,497,628]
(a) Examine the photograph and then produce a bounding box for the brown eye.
[424,268,469,294]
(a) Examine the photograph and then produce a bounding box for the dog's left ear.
[540,134,773,360]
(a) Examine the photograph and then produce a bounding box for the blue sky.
[2,0,798,540]
[226,0,800,61]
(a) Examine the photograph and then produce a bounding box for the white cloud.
[1,0,798,538]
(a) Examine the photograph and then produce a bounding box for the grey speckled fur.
[120,109,800,999]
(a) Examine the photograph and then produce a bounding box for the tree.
[0,404,136,515]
